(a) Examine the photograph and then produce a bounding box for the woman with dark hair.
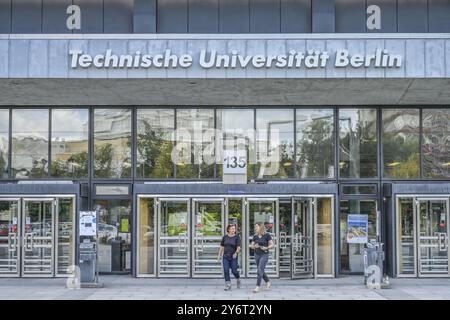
[249,222,274,293]
[218,224,241,291]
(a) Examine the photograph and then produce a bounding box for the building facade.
[1,0,450,279]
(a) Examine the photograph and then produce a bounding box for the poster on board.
[347,214,368,244]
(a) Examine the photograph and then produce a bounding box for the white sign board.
[223,150,247,174]
[79,211,97,237]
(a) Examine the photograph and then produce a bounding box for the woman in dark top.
[218,224,241,291]
[249,222,274,293]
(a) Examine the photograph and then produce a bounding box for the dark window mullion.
[8,107,12,178]
[419,108,423,178]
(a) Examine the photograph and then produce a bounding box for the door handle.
[24,233,34,252]
[196,232,204,252]
[8,233,17,252]
[178,232,187,252]
[279,232,287,249]
[438,233,447,251]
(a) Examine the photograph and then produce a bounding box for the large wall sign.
[69,48,402,69]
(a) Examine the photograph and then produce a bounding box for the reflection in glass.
[422,109,450,178]
[317,198,333,275]
[12,109,49,179]
[248,201,277,275]
[94,109,132,178]
[339,199,377,274]
[94,199,131,273]
[0,200,19,274]
[137,109,174,178]
[175,109,215,179]
[51,109,89,178]
[0,110,8,178]
[296,109,334,178]
[339,109,377,178]
[159,201,189,275]
[138,198,155,275]
[398,198,415,275]
[382,109,420,178]
[57,198,75,275]
[227,199,243,270]
[256,109,294,179]
[217,109,255,178]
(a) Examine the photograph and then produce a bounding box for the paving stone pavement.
[0,276,450,300]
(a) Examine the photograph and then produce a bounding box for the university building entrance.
[136,194,334,278]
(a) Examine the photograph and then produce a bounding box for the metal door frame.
[156,197,191,278]
[416,197,450,278]
[0,198,21,278]
[224,197,246,278]
[136,196,158,277]
[291,197,314,279]
[54,196,77,277]
[395,196,418,277]
[245,197,280,278]
[191,198,225,278]
[21,198,56,278]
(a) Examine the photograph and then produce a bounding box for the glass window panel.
[317,197,333,276]
[339,108,377,178]
[256,109,294,179]
[51,109,89,178]
[0,110,8,178]
[94,109,132,179]
[342,185,377,195]
[217,109,255,179]
[137,109,174,178]
[138,197,155,275]
[94,199,132,273]
[397,197,415,275]
[12,109,49,179]
[422,109,450,178]
[382,109,420,179]
[175,109,215,179]
[57,197,75,275]
[339,199,377,274]
[296,109,334,178]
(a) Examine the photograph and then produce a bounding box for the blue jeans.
[223,256,240,284]
[255,253,270,286]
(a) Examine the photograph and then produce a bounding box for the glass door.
[417,199,449,277]
[291,198,314,279]
[192,199,224,277]
[246,198,279,277]
[0,199,20,277]
[158,199,190,277]
[22,199,54,277]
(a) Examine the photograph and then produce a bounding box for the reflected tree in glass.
[339,109,377,178]
[382,109,420,179]
[0,110,9,178]
[296,109,335,178]
[137,109,174,178]
[422,109,450,178]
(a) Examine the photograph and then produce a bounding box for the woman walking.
[249,222,274,293]
[218,224,241,291]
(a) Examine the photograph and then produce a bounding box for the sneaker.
[265,282,271,290]
[224,284,232,291]
[252,286,260,293]
[236,279,241,289]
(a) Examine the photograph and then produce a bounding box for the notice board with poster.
[346,214,368,244]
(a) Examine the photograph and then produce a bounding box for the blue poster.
[347,214,368,244]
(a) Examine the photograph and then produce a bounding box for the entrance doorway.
[0,196,75,277]
[136,195,334,278]
[397,196,450,277]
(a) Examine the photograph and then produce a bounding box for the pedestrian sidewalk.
[0,276,450,300]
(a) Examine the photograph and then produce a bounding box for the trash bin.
[111,239,123,272]
[363,241,385,288]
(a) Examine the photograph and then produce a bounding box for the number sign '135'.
[223,150,247,174]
